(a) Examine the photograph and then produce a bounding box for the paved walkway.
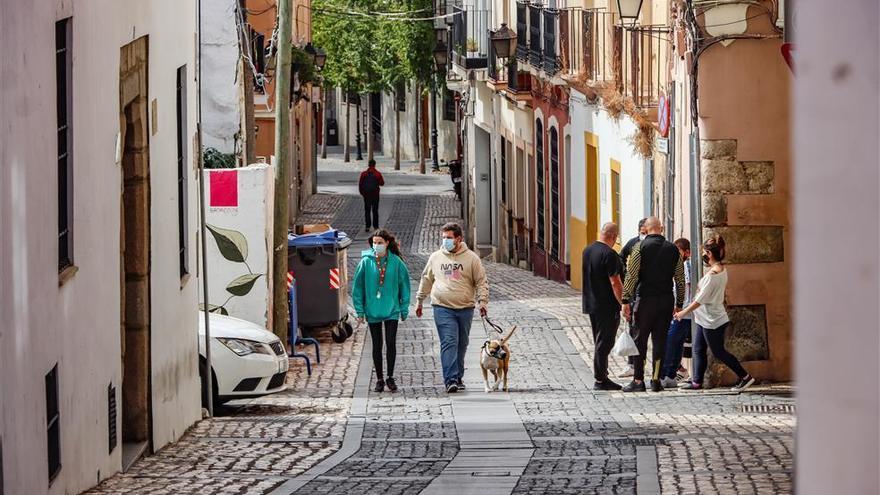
[89,154,794,494]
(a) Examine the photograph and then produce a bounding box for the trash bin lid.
[288,229,351,248]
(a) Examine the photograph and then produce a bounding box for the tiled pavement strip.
[89,156,794,494]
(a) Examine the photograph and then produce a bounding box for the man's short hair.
[674,238,691,252]
[600,222,619,238]
[368,159,376,167]
[441,222,463,238]
[638,218,647,229]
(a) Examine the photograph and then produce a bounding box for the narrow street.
[88,156,794,495]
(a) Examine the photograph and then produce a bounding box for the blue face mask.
[442,238,455,252]
[374,244,387,256]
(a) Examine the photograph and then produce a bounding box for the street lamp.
[617,0,644,27]
[314,46,326,70]
[490,23,517,59]
[433,40,449,72]
[304,43,326,69]
[431,39,449,172]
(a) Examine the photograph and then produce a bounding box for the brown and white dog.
[479,326,517,393]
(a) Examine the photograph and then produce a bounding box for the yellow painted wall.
[569,216,588,290]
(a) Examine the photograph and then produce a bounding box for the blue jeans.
[662,319,691,379]
[433,306,474,385]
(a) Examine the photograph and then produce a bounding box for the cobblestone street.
[89,156,795,494]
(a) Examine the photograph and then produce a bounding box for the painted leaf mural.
[207,224,248,263]
[200,303,229,316]
[226,274,263,296]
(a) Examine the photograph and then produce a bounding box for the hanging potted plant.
[466,38,479,57]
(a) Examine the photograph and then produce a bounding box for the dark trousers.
[368,320,398,379]
[662,318,692,378]
[692,322,748,384]
[632,294,674,382]
[589,311,620,382]
[626,297,639,366]
[363,195,380,229]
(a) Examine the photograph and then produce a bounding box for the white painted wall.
[0,1,201,493]
[569,89,646,239]
[200,0,241,153]
[331,86,456,164]
[794,1,879,493]
[205,165,274,329]
[380,87,421,161]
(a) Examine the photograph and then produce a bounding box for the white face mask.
[442,238,455,252]
[374,244,387,256]
[639,233,647,241]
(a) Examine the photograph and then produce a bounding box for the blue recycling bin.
[287,229,353,342]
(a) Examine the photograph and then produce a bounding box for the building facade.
[247,0,319,218]
[666,0,792,384]
[0,1,202,493]
[441,0,792,382]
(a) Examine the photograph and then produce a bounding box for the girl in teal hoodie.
[352,229,411,392]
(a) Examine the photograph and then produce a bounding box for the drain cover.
[739,404,796,414]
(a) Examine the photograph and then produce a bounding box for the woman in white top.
[673,236,755,392]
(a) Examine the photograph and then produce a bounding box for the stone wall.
[700,138,785,385]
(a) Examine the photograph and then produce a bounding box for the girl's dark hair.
[370,229,402,258]
[703,235,726,262]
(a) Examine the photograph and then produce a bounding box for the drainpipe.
[197,0,214,418]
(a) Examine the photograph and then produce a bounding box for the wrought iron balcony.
[542,8,560,75]
[528,3,543,67]
[451,4,489,70]
[516,1,529,62]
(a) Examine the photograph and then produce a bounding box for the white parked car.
[198,312,289,406]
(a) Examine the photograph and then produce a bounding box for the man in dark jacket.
[620,217,686,393]
[358,159,385,231]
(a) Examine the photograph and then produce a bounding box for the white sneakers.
[618,366,635,378]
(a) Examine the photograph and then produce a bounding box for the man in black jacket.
[620,217,686,393]
[617,218,647,378]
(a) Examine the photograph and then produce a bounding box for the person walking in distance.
[675,236,755,392]
[620,217,686,392]
[582,223,624,391]
[358,159,385,232]
[617,218,648,378]
[660,238,693,388]
[352,230,411,393]
[415,223,489,393]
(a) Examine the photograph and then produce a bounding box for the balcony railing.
[528,3,542,67]
[620,25,670,108]
[451,4,489,69]
[542,9,559,75]
[515,2,528,61]
[508,65,532,96]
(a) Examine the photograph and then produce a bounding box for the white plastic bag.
[612,330,639,357]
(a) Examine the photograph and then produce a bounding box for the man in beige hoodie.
[416,222,489,393]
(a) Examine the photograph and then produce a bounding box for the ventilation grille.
[268,372,287,390]
[233,377,261,392]
[739,404,796,415]
[108,384,117,453]
[45,364,61,482]
[270,341,285,356]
